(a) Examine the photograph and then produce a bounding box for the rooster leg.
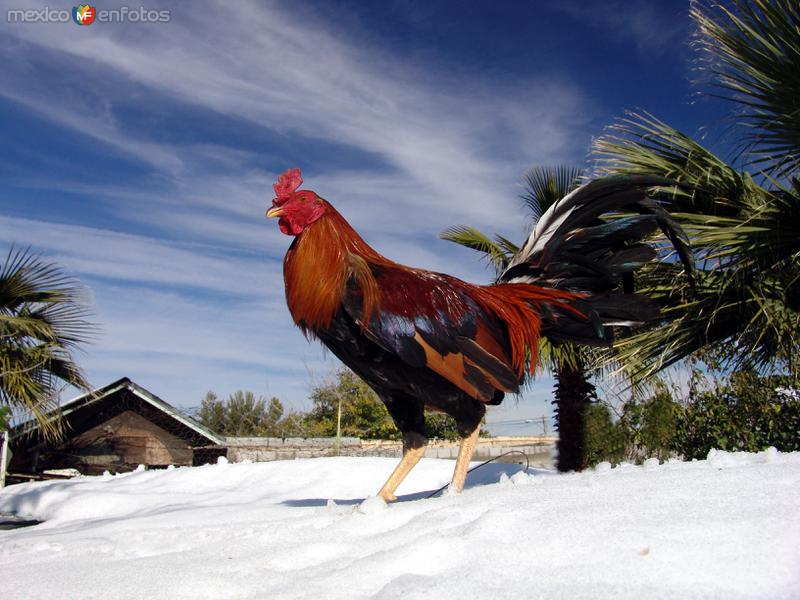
[449,424,480,494]
[377,432,427,502]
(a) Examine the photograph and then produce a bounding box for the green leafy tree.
[305,369,399,439]
[304,368,466,440]
[198,391,225,434]
[226,391,268,436]
[274,410,306,437]
[0,247,95,440]
[442,166,599,471]
[594,0,800,380]
[198,390,293,437]
[424,412,461,441]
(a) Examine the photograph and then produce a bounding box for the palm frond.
[493,234,520,258]
[439,226,512,276]
[0,247,95,346]
[613,268,799,383]
[592,111,754,216]
[676,194,800,270]
[692,0,800,176]
[536,338,593,374]
[522,165,585,221]
[0,246,96,440]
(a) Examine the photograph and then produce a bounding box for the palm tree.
[0,247,95,440]
[442,166,597,471]
[592,0,800,380]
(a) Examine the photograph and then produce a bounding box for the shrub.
[675,372,800,459]
[620,386,681,462]
[584,403,626,466]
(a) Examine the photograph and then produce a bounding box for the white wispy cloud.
[551,1,687,57]
[0,83,184,174]
[1,0,592,231]
[0,215,277,296]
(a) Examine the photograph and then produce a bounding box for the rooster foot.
[378,490,397,502]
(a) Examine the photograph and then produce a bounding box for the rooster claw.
[377,490,397,502]
[355,496,389,514]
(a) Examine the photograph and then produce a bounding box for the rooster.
[266,168,691,500]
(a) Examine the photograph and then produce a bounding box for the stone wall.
[225,436,556,468]
[225,437,362,462]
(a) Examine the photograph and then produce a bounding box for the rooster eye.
[301,195,307,202]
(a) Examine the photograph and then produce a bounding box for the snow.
[2,450,799,599]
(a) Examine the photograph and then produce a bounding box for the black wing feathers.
[341,268,519,404]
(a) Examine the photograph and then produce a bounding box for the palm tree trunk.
[553,355,596,472]
[0,430,9,488]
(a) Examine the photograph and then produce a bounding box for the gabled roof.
[11,377,224,445]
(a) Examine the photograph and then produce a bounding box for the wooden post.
[334,396,342,456]
[0,430,9,489]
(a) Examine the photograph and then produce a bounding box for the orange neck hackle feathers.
[283,204,381,336]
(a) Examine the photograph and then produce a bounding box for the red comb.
[273,168,303,205]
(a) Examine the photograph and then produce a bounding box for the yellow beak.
[266,206,284,218]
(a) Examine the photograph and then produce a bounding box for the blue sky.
[1,0,727,435]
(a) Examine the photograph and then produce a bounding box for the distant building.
[7,378,226,482]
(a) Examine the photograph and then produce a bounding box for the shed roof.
[11,377,224,446]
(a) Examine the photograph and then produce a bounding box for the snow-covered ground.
[1,450,798,599]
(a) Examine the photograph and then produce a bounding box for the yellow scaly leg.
[377,432,427,502]
[449,424,480,494]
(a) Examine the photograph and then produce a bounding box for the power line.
[485,415,550,434]
[485,417,551,426]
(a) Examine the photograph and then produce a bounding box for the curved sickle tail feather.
[499,175,694,348]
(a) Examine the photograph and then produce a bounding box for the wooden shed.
[7,378,226,481]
